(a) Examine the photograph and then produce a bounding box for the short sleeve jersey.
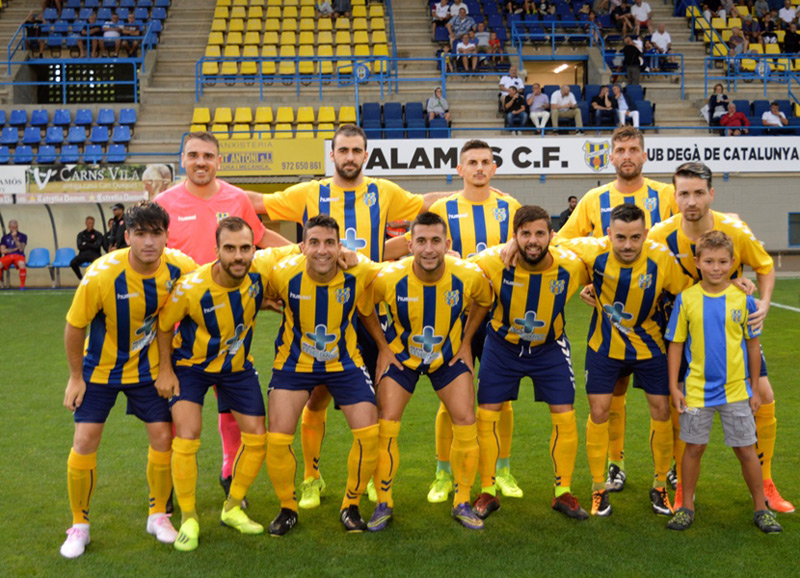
[0,232,26,256]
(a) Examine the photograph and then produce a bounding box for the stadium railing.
[606,51,685,99]
[510,20,606,68]
[704,54,800,98]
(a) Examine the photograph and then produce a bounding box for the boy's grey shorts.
[679,399,757,447]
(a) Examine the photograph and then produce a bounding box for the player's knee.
[758,377,774,403]
[72,428,102,454]
[684,443,706,458]
[148,423,174,451]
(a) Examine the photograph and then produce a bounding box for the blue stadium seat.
[22,127,42,146]
[543,85,560,99]
[83,144,104,164]
[97,8,113,21]
[384,118,405,139]
[434,27,449,42]
[62,8,77,21]
[774,100,791,119]
[429,118,450,138]
[45,126,64,145]
[97,108,115,126]
[584,84,602,104]
[117,8,130,20]
[134,7,149,20]
[49,22,70,49]
[732,99,751,116]
[66,0,82,8]
[405,102,424,121]
[67,126,87,144]
[624,85,644,102]
[119,108,137,126]
[0,146,9,164]
[60,145,80,163]
[26,248,51,269]
[406,119,427,139]
[43,7,59,22]
[362,119,382,140]
[13,146,34,164]
[636,100,654,127]
[9,109,27,127]
[152,7,167,20]
[0,127,18,146]
[30,109,49,128]
[106,144,127,163]
[752,100,770,118]
[111,125,131,143]
[53,109,72,127]
[121,0,136,8]
[138,0,154,7]
[37,145,57,164]
[78,8,94,20]
[90,126,110,144]
[155,0,170,7]
[74,109,93,126]
[362,102,382,123]
[0,110,6,125]
[102,0,117,8]
[85,0,100,9]
[52,247,77,269]
[384,102,403,121]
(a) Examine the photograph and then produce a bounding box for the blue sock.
[497,457,510,471]
[436,460,452,475]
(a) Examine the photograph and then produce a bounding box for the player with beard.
[245,125,449,510]
[649,162,792,514]
[155,218,298,551]
[469,206,590,521]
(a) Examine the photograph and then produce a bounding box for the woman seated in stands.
[707,83,730,128]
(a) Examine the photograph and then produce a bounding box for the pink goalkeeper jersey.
[155,179,267,265]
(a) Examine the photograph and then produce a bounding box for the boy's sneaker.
[473,492,501,519]
[268,508,298,537]
[452,503,484,530]
[426,470,454,503]
[551,492,589,520]
[340,505,367,533]
[591,490,612,517]
[174,518,199,552]
[764,480,795,513]
[667,464,678,490]
[666,507,695,531]
[220,505,264,534]
[298,476,326,509]
[367,478,378,503]
[754,510,782,534]
[220,474,248,509]
[146,513,178,543]
[496,467,524,498]
[605,464,627,492]
[650,487,673,516]
[60,525,90,559]
[367,502,393,532]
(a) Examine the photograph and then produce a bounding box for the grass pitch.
[2,281,799,577]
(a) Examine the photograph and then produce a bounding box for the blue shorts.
[171,366,265,416]
[477,331,576,406]
[356,312,388,383]
[585,349,669,396]
[269,367,376,407]
[470,312,491,363]
[759,347,768,378]
[383,359,471,394]
[74,380,171,424]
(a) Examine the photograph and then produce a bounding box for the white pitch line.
[772,302,800,314]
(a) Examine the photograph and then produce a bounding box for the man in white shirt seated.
[450,0,469,16]
[611,84,640,127]
[498,65,525,111]
[761,101,788,134]
[778,0,797,29]
[432,0,451,38]
[630,0,653,35]
[650,23,672,54]
[550,85,584,133]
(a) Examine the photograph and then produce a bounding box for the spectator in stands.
[427,87,451,123]
[24,11,44,58]
[70,216,103,280]
[498,65,525,111]
[102,13,123,57]
[78,12,102,58]
[447,7,476,43]
[438,43,455,73]
[550,85,584,133]
[456,33,478,72]
[450,0,470,15]
[586,10,604,44]
[522,0,538,15]
[475,22,491,61]
[559,196,578,230]
[592,85,616,130]
[622,35,642,84]
[143,164,173,200]
[651,22,672,58]
[762,12,779,44]
[742,14,762,46]
[761,100,788,134]
[630,0,653,35]
[42,0,62,16]
[432,0,451,39]
[504,86,528,134]
[706,83,729,128]
[643,40,660,72]
[317,1,334,19]
[333,0,352,19]
[489,30,503,64]
[593,0,610,15]
[703,0,726,23]
[122,12,142,57]
[526,83,551,128]
[778,0,797,29]
[506,0,526,14]
[611,84,640,127]
[753,0,771,20]
[0,220,27,290]
[729,26,749,59]
[784,22,800,52]
[612,0,634,37]
[536,0,556,15]
[720,102,750,135]
[107,203,127,251]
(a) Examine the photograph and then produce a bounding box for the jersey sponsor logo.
[643,197,658,212]
[203,303,225,314]
[131,314,157,352]
[177,215,197,222]
[731,309,743,324]
[511,311,546,342]
[492,207,508,222]
[363,191,377,207]
[335,287,351,304]
[447,212,468,219]
[215,212,230,222]
[302,324,339,361]
[638,274,653,289]
[410,325,444,364]
[583,140,610,172]
[116,292,140,300]
[289,291,311,301]
[397,295,419,303]
[602,301,634,334]
[502,278,523,287]
[600,207,613,213]
[342,227,367,251]
[224,323,246,356]
[467,242,487,258]
[550,279,566,295]
[319,196,340,203]
[444,289,460,307]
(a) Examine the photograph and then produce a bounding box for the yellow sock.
[341,424,380,510]
[267,432,298,511]
[608,394,626,466]
[435,402,453,464]
[146,446,172,515]
[755,401,777,481]
[67,449,97,526]
[586,416,609,487]
[451,423,479,507]
[551,410,578,497]
[476,407,500,492]
[670,404,685,484]
[650,418,673,486]
[227,432,267,509]
[171,437,201,522]
[498,401,514,461]
[301,406,327,480]
[374,419,401,508]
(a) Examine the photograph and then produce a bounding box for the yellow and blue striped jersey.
[425,190,521,257]
[158,246,298,373]
[262,176,425,262]
[665,284,759,407]
[648,210,773,281]
[557,178,677,240]
[559,237,693,360]
[472,244,590,346]
[268,254,380,373]
[66,248,198,385]
[371,255,493,371]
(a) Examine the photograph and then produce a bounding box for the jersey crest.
[643,197,658,212]
[215,212,229,221]
[335,287,351,304]
[731,309,743,324]
[363,191,377,207]
[549,279,566,295]
[444,289,460,307]
[638,273,653,289]
[583,140,610,172]
[492,207,508,222]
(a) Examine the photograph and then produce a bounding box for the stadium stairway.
[0,1,44,105]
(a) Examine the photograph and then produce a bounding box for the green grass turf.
[2,281,799,577]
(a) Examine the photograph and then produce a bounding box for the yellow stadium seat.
[192,108,211,124]
[317,123,335,139]
[735,5,749,16]
[793,0,800,5]
[765,44,780,55]
[281,31,296,45]
[318,44,334,74]
[695,16,710,30]
[336,45,353,73]
[203,60,220,75]
[227,31,243,45]
[262,45,277,74]
[371,30,387,44]
[296,123,314,138]
[279,45,296,74]
[265,19,280,32]
[205,45,221,57]
[300,0,314,5]
[211,18,227,32]
[266,6,281,19]
[712,41,727,57]
[208,31,224,45]
[284,6,298,19]
[234,107,253,124]
[232,0,246,6]
[251,0,265,6]
[373,43,388,73]
[338,106,356,124]
[297,106,315,123]
[711,17,726,30]
[335,30,351,45]
[777,30,786,43]
[249,6,263,19]
[369,5,384,18]
[283,18,298,31]
[275,123,293,138]
[263,31,279,45]
[352,6,367,18]
[298,45,315,74]
[721,30,732,42]
[353,30,369,45]
[223,45,240,58]
[336,17,350,30]
[254,124,272,139]
[283,0,299,5]
[353,17,367,31]
[794,59,800,72]
[214,7,229,19]
[299,17,315,32]
[217,0,232,7]
[318,31,333,44]
[267,0,281,5]
[371,18,385,32]
[686,6,701,18]
[298,31,315,45]
[246,18,262,32]
[300,6,315,18]
[276,106,295,124]
[318,18,332,32]
[241,45,259,75]
[255,106,273,124]
[221,61,239,76]
[318,106,336,124]
[190,124,207,133]
[244,31,260,45]
[727,17,741,29]
[211,124,229,139]
[354,44,370,72]
[231,124,251,139]
[231,6,246,19]
[229,18,245,32]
